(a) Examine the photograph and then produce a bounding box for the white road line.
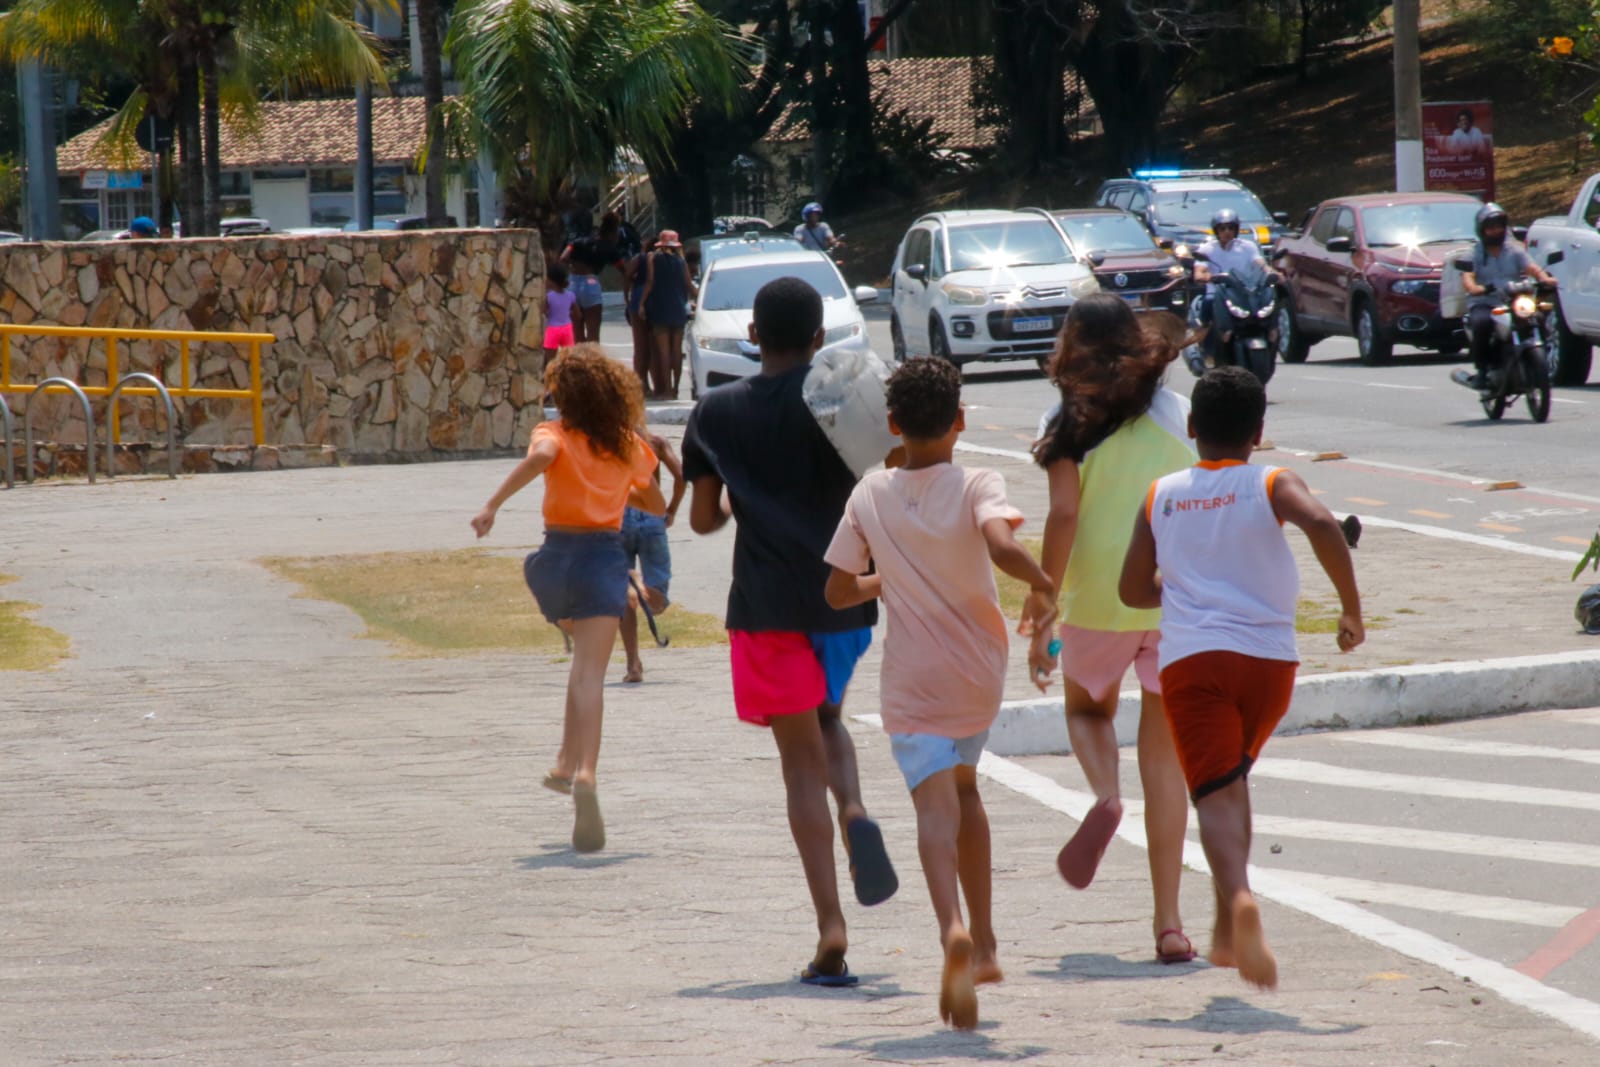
[1271,871,1583,928]
[955,442,1033,462]
[1365,381,1428,390]
[1250,814,1600,868]
[965,749,1600,1043]
[1553,397,1588,405]
[1251,757,1600,811]
[1337,731,1600,766]
[1358,515,1584,562]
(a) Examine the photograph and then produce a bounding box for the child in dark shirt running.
[682,276,899,988]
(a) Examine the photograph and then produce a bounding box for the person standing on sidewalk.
[682,276,900,988]
[470,346,665,853]
[825,357,1056,1029]
[1030,295,1198,965]
[638,231,697,400]
[618,426,684,684]
[1116,366,1364,990]
[623,237,658,393]
[561,211,629,344]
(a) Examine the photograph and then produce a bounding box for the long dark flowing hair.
[1034,294,1179,467]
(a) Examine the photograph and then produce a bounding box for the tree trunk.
[1072,7,1180,174]
[807,0,832,203]
[157,145,177,235]
[1297,0,1312,84]
[201,48,222,238]
[415,0,448,224]
[176,55,204,238]
[645,133,713,239]
[992,10,1070,173]
[824,0,879,211]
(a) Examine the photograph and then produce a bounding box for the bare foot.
[623,663,644,684]
[939,930,979,1031]
[541,770,573,795]
[572,782,605,853]
[811,921,849,978]
[972,928,1003,984]
[1231,892,1278,990]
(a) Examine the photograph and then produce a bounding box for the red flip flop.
[1056,797,1122,889]
[1156,928,1197,964]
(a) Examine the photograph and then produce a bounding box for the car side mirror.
[1547,250,1565,267]
[853,285,879,305]
[1156,237,1174,250]
[1325,236,1353,253]
[1089,251,1107,267]
[1513,226,1529,243]
[1270,246,1289,261]
[1452,258,1473,272]
[905,263,927,282]
[1272,211,1290,225]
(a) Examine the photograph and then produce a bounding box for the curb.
[988,649,1600,756]
[644,404,692,426]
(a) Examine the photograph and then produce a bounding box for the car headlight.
[1070,275,1101,299]
[695,336,747,354]
[943,284,988,305]
[1512,294,1537,319]
[1167,264,1186,277]
[1173,243,1192,259]
[823,323,863,346]
[1391,279,1430,295]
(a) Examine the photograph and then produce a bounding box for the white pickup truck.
[1525,174,1600,384]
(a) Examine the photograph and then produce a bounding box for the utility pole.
[355,1,375,230]
[19,59,63,240]
[1393,0,1423,192]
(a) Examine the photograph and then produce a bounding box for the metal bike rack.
[0,393,13,489]
[106,372,178,480]
[23,378,96,485]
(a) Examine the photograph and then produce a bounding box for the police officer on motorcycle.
[1459,203,1558,390]
[1192,209,1272,362]
[794,202,839,254]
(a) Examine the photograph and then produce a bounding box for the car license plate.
[1012,316,1054,333]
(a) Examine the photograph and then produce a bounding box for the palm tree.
[413,0,447,225]
[446,0,751,249]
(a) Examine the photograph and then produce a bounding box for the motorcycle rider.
[1457,203,1558,390]
[1192,209,1271,365]
[794,202,839,254]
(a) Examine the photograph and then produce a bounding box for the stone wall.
[0,229,546,460]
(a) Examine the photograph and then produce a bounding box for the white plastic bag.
[1437,244,1473,319]
[803,347,898,478]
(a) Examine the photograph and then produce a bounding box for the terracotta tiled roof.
[57,96,430,173]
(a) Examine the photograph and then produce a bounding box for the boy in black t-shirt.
[683,277,899,988]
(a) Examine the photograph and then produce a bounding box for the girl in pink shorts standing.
[544,263,578,361]
[1028,294,1198,964]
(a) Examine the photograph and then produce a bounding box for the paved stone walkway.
[3,461,1597,1064]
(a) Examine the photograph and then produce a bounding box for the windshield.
[1055,214,1157,254]
[1216,257,1269,287]
[1361,202,1478,247]
[946,220,1073,271]
[702,260,847,311]
[1153,189,1270,226]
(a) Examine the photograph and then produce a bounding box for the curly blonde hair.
[545,343,644,460]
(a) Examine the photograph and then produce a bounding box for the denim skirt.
[523,530,629,624]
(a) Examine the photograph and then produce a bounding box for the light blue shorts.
[571,273,604,309]
[890,730,990,792]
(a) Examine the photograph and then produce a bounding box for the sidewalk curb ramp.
[989,649,1600,756]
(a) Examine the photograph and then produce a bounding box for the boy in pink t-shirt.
[824,357,1056,1031]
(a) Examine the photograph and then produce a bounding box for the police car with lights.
[1095,168,1289,257]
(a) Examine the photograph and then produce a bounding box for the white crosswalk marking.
[1263,871,1583,928]
[1251,814,1600,868]
[1251,757,1600,811]
[1335,731,1600,766]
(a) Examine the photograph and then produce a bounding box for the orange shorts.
[1158,650,1297,801]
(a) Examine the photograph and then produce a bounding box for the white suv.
[889,209,1099,367]
[688,249,879,398]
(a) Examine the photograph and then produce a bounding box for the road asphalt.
[6,449,1600,1063]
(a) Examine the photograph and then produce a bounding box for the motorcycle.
[1447,253,1558,423]
[1180,252,1278,386]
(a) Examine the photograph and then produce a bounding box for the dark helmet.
[1577,584,1600,635]
[1211,208,1240,233]
[1476,202,1509,242]
[802,201,823,219]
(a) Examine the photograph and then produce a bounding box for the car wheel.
[929,316,954,364]
[1276,297,1310,364]
[890,314,908,363]
[1551,300,1594,386]
[1354,301,1393,366]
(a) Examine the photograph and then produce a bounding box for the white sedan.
[688,250,880,398]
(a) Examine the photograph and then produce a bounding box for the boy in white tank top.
[1118,366,1364,991]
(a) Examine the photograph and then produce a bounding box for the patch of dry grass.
[0,575,70,671]
[262,549,726,658]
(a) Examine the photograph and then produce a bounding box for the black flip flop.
[629,574,670,648]
[799,962,859,987]
[846,817,899,907]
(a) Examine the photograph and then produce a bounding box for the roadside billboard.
[1423,100,1494,201]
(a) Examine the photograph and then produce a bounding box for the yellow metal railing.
[0,323,275,446]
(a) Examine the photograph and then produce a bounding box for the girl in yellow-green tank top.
[1029,294,1197,965]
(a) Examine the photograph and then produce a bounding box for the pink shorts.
[543,323,575,349]
[1058,625,1162,704]
[728,629,871,726]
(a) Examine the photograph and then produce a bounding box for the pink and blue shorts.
[729,628,871,726]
